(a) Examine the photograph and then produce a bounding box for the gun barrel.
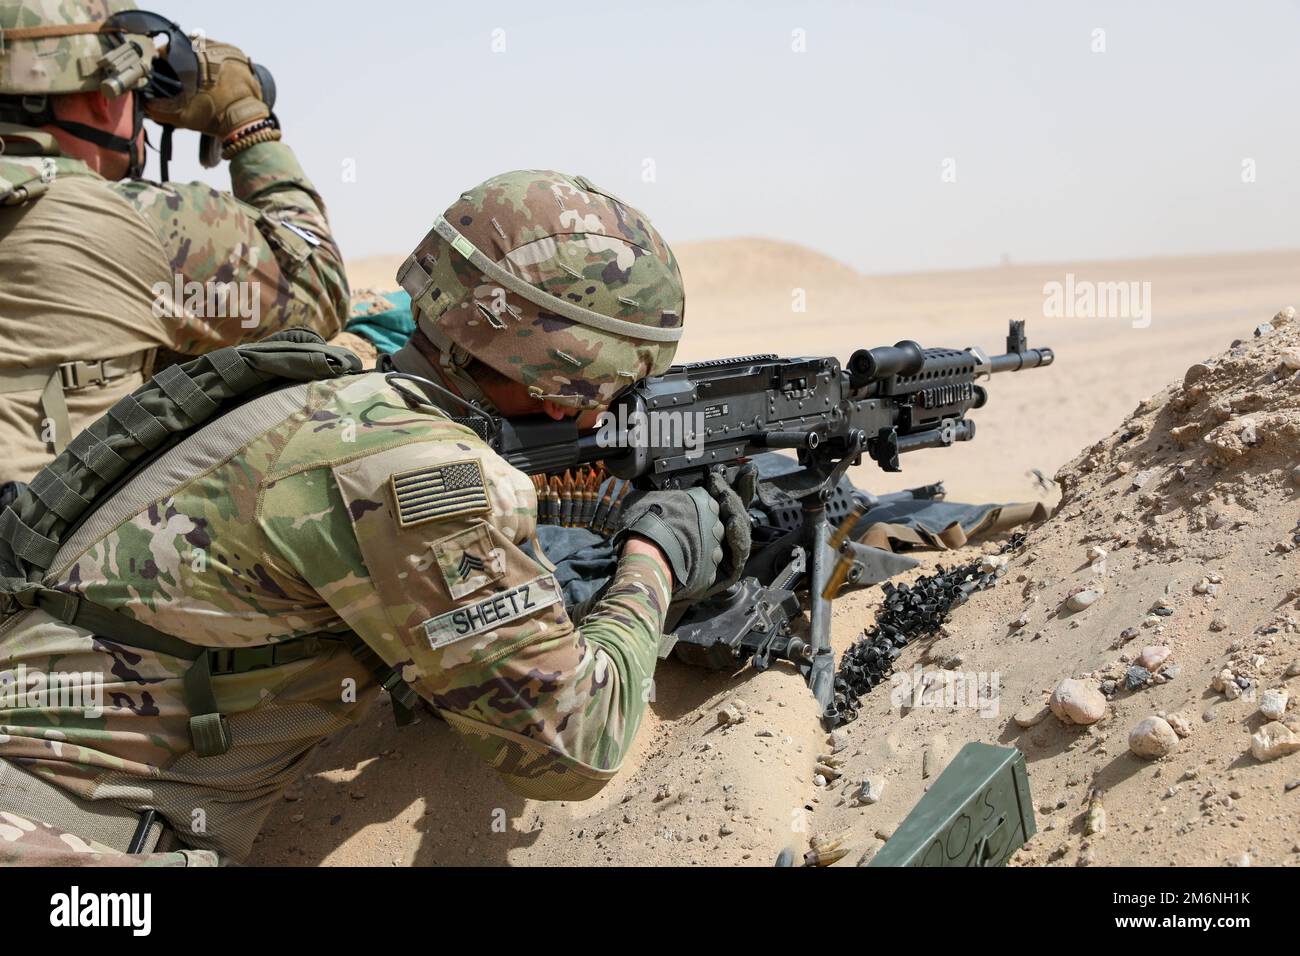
[987,346,1054,374]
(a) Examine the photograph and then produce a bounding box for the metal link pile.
[825,533,1026,727]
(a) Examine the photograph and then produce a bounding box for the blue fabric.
[345,290,415,356]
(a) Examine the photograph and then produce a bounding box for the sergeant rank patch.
[422,574,562,650]
[431,522,506,598]
[389,459,490,527]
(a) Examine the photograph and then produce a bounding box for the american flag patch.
[389,459,490,527]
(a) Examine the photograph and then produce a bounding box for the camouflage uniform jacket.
[0,372,670,864]
[0,128,349,482]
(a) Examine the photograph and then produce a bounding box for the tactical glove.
[144,40,271,141]
[706,462,758,595]
[615,487,725,601]
[616,465,757,601]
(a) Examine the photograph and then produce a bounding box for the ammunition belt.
[531,465,630,536]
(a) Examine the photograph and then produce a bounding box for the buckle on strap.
[58,360,109,390]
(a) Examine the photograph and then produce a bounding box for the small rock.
[1212,668,1235,693]
[1137,645,1172,671]
[1275,306,1296,326]
[654,784,674,802]
[1166,713,1193,738]
[979,554,1009,574]
[813,774,828,788]
[859,779,886,805]
[1065,587,1104,612]
[828,730,849,754]
[1131,468,1160,489]
[1260,688,1289,721]
[1014,702,1051,728]
[1129,716,1180,759]
[1184,363,1212,386]
[716,706,743,726]
[1250,722,1300,762]
[1125,665,1153,691]
[1086,546,1108,562]
[1281,349,1300,371]
[719,823,735,837]
[1049,678,1107,726]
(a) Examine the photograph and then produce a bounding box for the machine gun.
[393,321,1054,724]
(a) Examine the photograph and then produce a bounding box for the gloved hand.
[616,486,723,600]
[616,465,757,601]
[706,462,758,595]
[144,40,271,140]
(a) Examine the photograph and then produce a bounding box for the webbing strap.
[11,586,354,758]
[39,370,70,456]
[67,430,126,482]
[0,23,118,41]
[0,508,58,570]
[344,633,420,727]
[27,471,90,524]
[30,588,201,662]
[208,346,262,394]
[154,365,219,424]
[107,394,169,450]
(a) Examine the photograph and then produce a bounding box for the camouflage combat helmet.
[0,0,154,96]
[396,169,686,410]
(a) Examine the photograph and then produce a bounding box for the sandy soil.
[250,243,1298,867]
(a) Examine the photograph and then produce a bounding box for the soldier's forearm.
[227,140,350,338]
[570,550,671,754]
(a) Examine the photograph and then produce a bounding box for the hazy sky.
[159,0,1299,275]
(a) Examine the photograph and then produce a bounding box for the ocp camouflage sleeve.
[263,418,671,802]
[110,141,349,355]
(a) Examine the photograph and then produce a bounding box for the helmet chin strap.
[36,92,147,178]
[390,330,501,416]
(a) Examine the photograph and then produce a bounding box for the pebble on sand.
[1165,713,1193,738]
[1137,645,1172,672]
[1049,678,1107,726]
[1260,688,1289,721]
[1250,722,1300,762]
[1014,702,1052,728]
[1065,587,1104,612]
[859,779,886,805]
[1129,716,1180,759]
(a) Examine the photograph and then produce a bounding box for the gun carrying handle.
[972,813,1010,866]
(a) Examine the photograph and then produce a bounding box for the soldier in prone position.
[0,0,349,487]
[0,169,749,865]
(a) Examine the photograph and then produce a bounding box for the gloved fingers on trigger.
[732,462,759,508]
